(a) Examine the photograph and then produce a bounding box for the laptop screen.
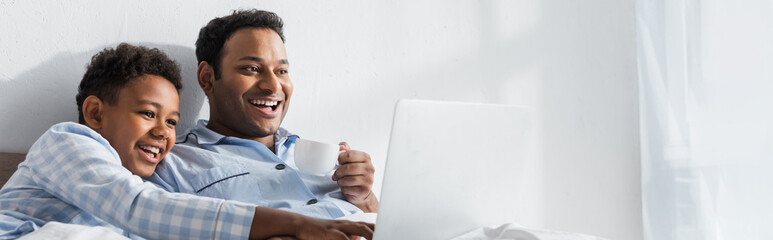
[374,99,533,239]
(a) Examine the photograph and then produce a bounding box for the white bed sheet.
[18,222,128,240]
[339,213,608,240]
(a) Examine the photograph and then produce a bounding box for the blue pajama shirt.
[152,120,362,220]
[0,122,255,239]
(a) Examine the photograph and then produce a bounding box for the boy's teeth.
[140,146,160,154]
[250,100,278,107]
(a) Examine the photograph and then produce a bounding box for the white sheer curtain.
[637,0,773,239]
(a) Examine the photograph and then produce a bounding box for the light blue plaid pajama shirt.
[0,122,256,239]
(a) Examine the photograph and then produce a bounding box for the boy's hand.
[250,207,373,240]
[295,218,374,240]
[269,236,364,240]
[333,142,378,212]
[269,237,363,240]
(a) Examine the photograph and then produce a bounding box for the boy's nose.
[150,123,170,139]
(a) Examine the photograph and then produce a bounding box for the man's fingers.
[337,150,371,164]
[332,163,374,181]
[336,175,373,187]
[335,162,374,175]
[339,141,351,151]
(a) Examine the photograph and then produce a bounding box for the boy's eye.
[140,111,155,118]
[166,119,177,126]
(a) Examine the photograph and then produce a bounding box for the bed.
[0,152,25,187]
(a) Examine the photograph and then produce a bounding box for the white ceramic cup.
[294,138,340,176]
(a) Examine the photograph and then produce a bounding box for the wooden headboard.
[0,152,25,187]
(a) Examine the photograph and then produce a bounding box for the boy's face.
[99,74,179,177]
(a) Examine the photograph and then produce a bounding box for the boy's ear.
[82,95,104,131]
[197,61,215,96]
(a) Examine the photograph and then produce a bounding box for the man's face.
[99,75,179,177]
[206,28,293,140]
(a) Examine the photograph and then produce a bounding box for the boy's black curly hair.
[75,43,182,124]
[195,9,285,79]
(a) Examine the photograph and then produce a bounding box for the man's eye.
[278,69,288,74]
[245,66,259,72]
[140,111,155,118]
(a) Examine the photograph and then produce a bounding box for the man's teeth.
[139,146,160,154]
[250,100,278,107]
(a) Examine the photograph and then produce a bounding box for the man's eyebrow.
[239,56,264,62]
[238,56,289,65]
[137,100,180,117]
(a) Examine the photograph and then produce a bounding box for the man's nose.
[258,71,282,93]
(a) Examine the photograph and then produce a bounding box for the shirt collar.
[178,120,297,146]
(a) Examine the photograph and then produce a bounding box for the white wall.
[0,1,640,239]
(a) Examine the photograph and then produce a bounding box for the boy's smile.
[137,143,165,164]
[96,74,180,177]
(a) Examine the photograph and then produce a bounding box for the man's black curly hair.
[195,9,285,79]
[76,43,182,124]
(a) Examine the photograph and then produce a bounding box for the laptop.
[372,99,533,239]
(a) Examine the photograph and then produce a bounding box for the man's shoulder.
[174,120,226,146]
[156,136,238,188]
[163,139,229,171]
[163,123,295,165]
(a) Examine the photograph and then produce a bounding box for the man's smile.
[248,97,282,116]
[249,99,279,110]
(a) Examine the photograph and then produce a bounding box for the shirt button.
[307,199,318,205]
[275,164,286,170]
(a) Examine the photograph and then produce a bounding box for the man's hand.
[333,142,379,212]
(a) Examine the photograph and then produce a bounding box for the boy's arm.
[24,124,254,239]
[25,123,374,239]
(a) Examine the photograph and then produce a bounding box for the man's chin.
[245,109,286,134]
[246,123,280,138]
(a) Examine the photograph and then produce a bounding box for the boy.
[0,43,373,239]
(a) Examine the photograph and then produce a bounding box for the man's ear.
[198,61,216,96]
[82,95,104,131]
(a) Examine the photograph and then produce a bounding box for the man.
[153,9,378,220]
